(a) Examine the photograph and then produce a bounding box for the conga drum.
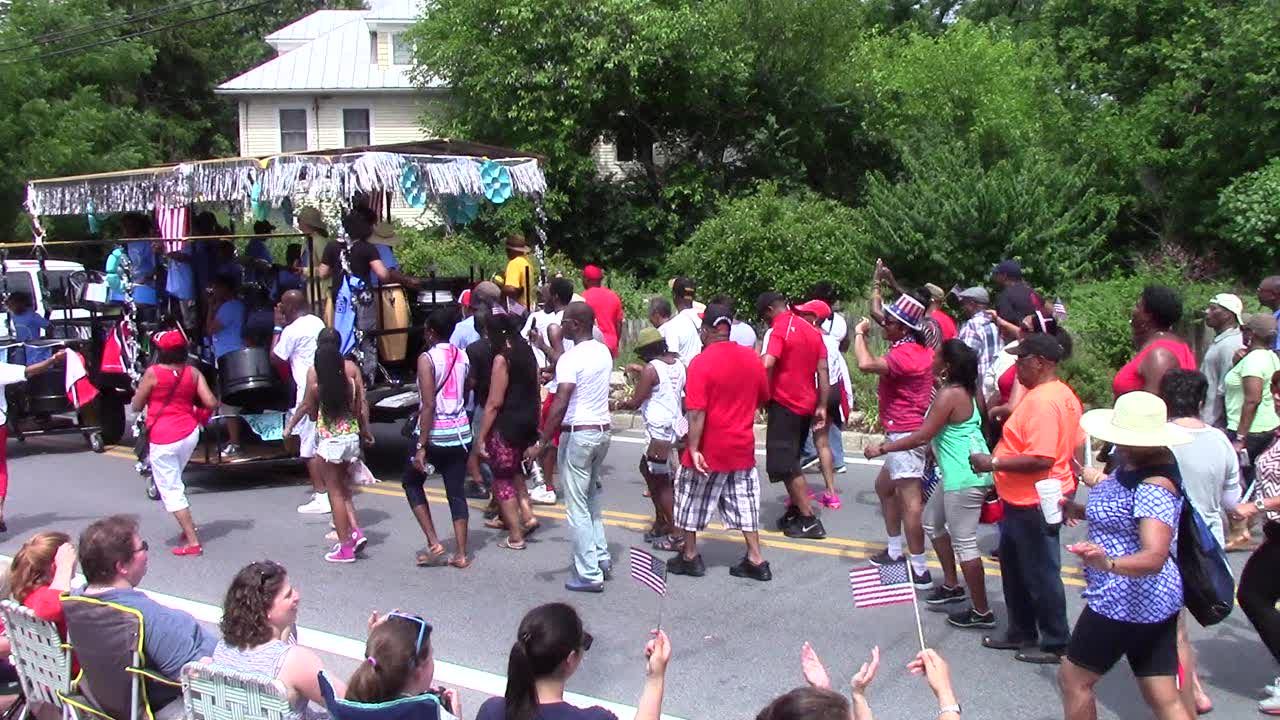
[376,284,410,363]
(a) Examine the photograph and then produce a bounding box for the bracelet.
[938,704,961,717]
[1106,556,1117,574]
[991,457,1000,471]
[273,326,284,333]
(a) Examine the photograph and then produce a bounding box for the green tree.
[1218,158,1280,273]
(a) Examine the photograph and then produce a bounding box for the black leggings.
[1239,522,1280,665]
[402,445,470,521]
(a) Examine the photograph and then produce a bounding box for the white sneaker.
[220,444,241,458]
[1263,676,1280,696]
[297,492,332,515]
[530,486,557,505]
[1259,693,1280,714]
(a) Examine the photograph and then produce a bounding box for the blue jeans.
[802,423,845,467]
[559,429,612,583]
[998,504,1069,652]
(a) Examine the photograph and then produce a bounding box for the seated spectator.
[9,531,79,673]
[73,515,216,708]
[342,610,461,718]
[477,603,671,720]
[212,561,336,719]
[788,643,961,720]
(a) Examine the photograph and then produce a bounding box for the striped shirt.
[957,313,1002,381]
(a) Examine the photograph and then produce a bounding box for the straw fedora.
[1080,391,1191,448]
[296,207,329,237]
[505,235,531,254]
[372,221,402,247]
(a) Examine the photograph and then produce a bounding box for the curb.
[608,412,885,451]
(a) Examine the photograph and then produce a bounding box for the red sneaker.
[171,545,203,557]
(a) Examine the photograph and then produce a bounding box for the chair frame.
[60,596,181,720]
[180,662,293,720]
[0,599,78,720]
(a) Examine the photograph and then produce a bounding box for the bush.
[666,183,874,315]
[1219,158,1280,275]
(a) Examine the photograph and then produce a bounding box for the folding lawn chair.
[0,600,79,720]
[181,662,293,720]
[317,672,454,720]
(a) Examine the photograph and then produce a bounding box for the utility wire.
[0,0,223,54]
[2,0,274,65]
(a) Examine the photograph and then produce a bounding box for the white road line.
[0,555,687,720]
[607,433,886,466]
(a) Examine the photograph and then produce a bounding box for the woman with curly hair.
[211,561,339,717]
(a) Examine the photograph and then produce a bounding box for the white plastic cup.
[1035,479,1063,524]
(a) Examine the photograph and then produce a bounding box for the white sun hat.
[1080,391,1192,448]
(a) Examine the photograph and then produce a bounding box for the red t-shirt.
[25,585,78,673]
[877,341,934,433]
[1111,338,1197,398]
[581,287,624,356]
[764,312,827,416]
[147,365,200,444]
[931,310,958,341]
[681,341,770,472]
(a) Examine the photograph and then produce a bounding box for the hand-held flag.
[630,547,668,596]
[849,564,915,609]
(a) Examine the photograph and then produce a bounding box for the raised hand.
[800,641,831,689]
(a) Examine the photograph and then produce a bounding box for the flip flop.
[498,538,527,550]
[484,518,506,530]
[522,522,540,537]
[651,535,685,552]
[415,544,445,566]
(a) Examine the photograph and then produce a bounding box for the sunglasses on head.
[581,631,593,652]
[389,612,432,658]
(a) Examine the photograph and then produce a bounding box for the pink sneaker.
[820,491,842,509]
[325,542,356,563]
[352,529,368,554]
[806,489,816,500]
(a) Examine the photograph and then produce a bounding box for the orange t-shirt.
[993,379,1084,506]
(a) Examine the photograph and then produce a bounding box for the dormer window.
[392,32,413,65]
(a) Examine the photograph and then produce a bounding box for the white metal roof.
[218,12,446,94]
[264,9,364,43]
[365,0,422,22]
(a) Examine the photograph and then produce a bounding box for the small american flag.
[630,547,667,596]
[1053,297,1068,319]
[154,199,188,252]
[850,563,916,609]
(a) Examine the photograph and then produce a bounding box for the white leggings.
[150,428,200,512]
[922,485,988,562]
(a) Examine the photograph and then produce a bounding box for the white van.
[0,259,93,339]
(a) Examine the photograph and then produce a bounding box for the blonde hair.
[10,532,70,603]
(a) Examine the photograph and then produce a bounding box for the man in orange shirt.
[970,333,1082,665]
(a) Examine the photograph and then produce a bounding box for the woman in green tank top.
[864,339,996,629]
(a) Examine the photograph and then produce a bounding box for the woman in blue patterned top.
[1058,391,1192,720]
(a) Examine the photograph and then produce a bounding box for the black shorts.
[765,402,811,483]
[1066,605,1178,677]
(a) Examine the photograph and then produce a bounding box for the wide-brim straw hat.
[1080,391,1191,448]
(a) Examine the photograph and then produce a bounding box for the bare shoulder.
[1140,474,1179,495]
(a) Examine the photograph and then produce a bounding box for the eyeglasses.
[388,612,432,659]
[581,631,593,652]
[133,540,149,554]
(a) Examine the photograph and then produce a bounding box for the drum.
[23,339,70,414]
[377,285,410,363]
[217,347,275,407]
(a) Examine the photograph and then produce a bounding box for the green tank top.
[930,397,993,491]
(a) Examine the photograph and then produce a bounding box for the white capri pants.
[922,485,988,562]
[150,427,200,512]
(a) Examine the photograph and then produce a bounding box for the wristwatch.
[1256,498,1268,513]
[938,705,961,717]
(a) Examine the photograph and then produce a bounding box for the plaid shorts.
[674,466,760,533]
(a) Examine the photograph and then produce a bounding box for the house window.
[614,125,654,164]
[343,109,371,147]
[279,109,307,152]
[392,33,413,65]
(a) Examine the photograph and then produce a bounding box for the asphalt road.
[1,422,1273,720]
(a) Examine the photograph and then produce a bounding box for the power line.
[2,0,274,65]
[0,0,223,54]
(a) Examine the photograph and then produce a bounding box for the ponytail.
[503,603,588,720]
[504,635,539,720]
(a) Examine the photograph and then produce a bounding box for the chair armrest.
[126,667,182,687]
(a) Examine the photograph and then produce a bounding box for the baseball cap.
[583,265,604,281]
[1010,333,1064,362]
[1208,293,1243,324]
[924,283,945,302]
[154,330,187,352]
[957,287,990,305]
[672,276,696,300]
[459,289,472,308]
[992,260,1022,278]
[794,299,832,320]
[702,303,733,328]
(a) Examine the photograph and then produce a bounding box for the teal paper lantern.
[480,161,513,204]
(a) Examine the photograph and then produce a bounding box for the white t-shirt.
[822,334,852,410]
[641,359,686,431]
[1169,423,1242,547]
[660,309,702,366]
[821,313,848,344]
[730,321,757,349]
[522,309,558,367]
[555,339,613,425]
[273,313,326,407]
[0,362,26,424]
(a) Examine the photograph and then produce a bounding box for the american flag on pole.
[154,199,188,252]
[850,563,916,609]
[630,547,667,596]
[1052,297,1068,320]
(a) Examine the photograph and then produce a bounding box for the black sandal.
[651,534,685,552]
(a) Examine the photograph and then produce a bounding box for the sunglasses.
[581,631,594,652]
[389,612,433,658]
[133,540,149,554]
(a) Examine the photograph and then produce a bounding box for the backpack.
[1170,475,1235,626]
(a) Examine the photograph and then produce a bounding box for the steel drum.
[217,347,275,407]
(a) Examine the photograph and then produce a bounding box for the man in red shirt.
[757,292,830,539]
[580,265,624,356]
[668,304,773,581]
[925,283,958,341]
